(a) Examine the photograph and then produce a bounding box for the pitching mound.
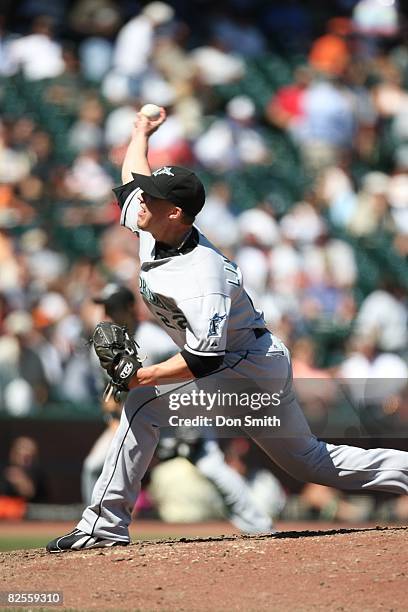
[1,526,407,611]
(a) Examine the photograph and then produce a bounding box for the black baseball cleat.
[46,529,130,553]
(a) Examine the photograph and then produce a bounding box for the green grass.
[0,536,49,551]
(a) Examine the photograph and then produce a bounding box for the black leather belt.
[253,328,269,339]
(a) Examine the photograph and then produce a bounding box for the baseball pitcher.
[47,108,408,552]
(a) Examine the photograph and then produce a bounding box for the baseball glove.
[92,321,143,402]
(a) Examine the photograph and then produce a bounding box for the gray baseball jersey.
[118,184,266,358]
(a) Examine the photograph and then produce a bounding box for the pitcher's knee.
[294,464,322,485]
[280,454,334,485]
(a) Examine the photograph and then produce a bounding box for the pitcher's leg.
[77,386,165,541]
[316,443,408,494]
[245,394,408,495]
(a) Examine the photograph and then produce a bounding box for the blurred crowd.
[0,0,406,425]
[0,0,407,426]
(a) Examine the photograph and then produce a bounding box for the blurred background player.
[0,436,48,519]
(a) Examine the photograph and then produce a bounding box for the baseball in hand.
[140,104,161,120]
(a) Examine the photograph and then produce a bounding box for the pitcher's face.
[137,191,176,233]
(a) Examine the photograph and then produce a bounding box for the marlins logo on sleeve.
[180,295,231,357]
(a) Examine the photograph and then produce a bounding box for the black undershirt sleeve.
[181,349,224,378]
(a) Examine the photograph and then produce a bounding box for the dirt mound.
[1,527,407,611]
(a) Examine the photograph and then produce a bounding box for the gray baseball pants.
[78,337,408,542]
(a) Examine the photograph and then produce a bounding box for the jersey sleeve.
[180,293,231,357]
[112,179,142,234]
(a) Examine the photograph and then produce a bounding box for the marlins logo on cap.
[130,166,206,216]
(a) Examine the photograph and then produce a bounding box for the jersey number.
[157,312,187,330]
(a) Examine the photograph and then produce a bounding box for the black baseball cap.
[93,284,135,311]
[131,166,205,216]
